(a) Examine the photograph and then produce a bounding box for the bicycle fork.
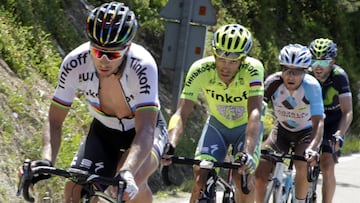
[198,170,218,203]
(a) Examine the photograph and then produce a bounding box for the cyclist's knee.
[254,159,272,181]
[320,153,336,170]
[64,181,81,202]
[193,167,208,187]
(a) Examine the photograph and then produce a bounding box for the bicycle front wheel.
[264,179,282,203]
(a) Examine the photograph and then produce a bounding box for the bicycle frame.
[17,159,126,203]
[262,147,305,203]
[305,164,320,203]
[164,156,248,203]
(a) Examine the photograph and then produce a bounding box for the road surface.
[154,153,360,203]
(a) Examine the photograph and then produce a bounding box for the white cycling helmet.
[279,44,312,69]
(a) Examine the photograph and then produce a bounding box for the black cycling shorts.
[261,122,312,161]
[70,113,168,191]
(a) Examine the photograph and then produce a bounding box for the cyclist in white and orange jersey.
[255,44,324,203]
[309,38,353,203]
[23,2,167,203]
[163,24,265,203]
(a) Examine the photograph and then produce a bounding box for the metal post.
[171,0,193,113]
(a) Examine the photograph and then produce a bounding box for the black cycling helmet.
[86,2,138,47]
[309,38,337,59]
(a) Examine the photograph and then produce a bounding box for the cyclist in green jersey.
[162,24,265,203]
[309,38,353,203]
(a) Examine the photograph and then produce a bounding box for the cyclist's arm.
[42,104,69,164]
[307,115,324,151]
[336,95,353,138]
[120,109,158,173]
[244,95,263,155]
[168,98,196,148]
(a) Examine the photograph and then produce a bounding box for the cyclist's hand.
[305,149,319,166]
[330,134,344,152]
[236,152,256,174]
[160,143,175,166]
[119,170,138,200]
[30,160,53,184]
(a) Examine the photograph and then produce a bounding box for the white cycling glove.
[120,170,138,200]
[305,149,319,160]
[241,153,256,174]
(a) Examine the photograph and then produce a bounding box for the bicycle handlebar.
[261,150,320,182]
[165,156,250,194]
[170,156,244,169]
[260,149,306,161]
[17,159,126,203]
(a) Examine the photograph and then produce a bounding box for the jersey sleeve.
[180,59,212,102]
[304,74,324,116]
[247,58,265,97]
[333,66,351,97]
[52,50,85,109]
[264,72,282,103]
[127,47,160,112]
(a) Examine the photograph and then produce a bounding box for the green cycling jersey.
[181,56,264,128]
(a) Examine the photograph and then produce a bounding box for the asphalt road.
[154,153,360,203]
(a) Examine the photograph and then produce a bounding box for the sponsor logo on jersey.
[242,63,259,77]
[59,51,89,89]
[130,57,151,94]
[185,64,213,87]
[205,89,248,103]
[276,109,309,119]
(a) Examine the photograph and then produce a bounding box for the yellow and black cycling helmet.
[309,38,337,60]
[212,24,253,60]
[86,2,138,47]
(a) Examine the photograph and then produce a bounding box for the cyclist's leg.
[231,122,263,203]
[293,129,313,201]
[320,139,337,203]
[128,115,168,203]
[191,116,228,203]
[65,119,133,203]
[254,122,288,203]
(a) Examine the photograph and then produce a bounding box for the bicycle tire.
[264,178,282,203]
[284,185,295,203]
[305,182,318,203]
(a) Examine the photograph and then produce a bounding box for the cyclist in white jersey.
[309,38,353,203]
[255,44,324,203]
[30,2,167,202]
[162,24,265,203]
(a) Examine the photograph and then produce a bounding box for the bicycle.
[17,159,126,203]
[305,160,320,203]
[162,155,249,203]
[262,143,320,203]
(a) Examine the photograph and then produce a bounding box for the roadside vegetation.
[0,0,359,201]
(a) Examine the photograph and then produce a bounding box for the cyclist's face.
[281,66,306,91]
[310,59,334,82]
[90,43,130,77]
[215,56,243,85]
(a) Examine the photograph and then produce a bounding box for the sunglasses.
[213,48,245,60]
[311,59,331,67]
[90,46,128,60]
[282,67,305,76]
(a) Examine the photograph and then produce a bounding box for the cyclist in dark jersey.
[22,2,168,202]
[309,38,353,203]
[255,44,324,203]
[163,24,265,203]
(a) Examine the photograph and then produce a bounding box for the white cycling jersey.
[52,41,160,131]
[264,72,324,132]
